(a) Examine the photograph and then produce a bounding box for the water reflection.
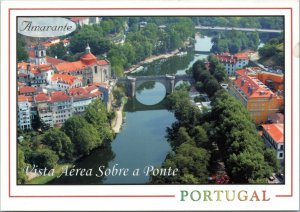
[136,82,166,105]
[49,142,115,185]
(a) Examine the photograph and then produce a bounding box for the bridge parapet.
[116,74,193,97]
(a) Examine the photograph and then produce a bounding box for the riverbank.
[124,49,180,74]
[111,97,127,133]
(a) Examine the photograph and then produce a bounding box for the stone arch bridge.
[117,74,194,97]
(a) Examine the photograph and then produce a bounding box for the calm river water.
[50,35,212,184]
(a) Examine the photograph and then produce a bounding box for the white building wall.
[51,100,73,125]
[18,101,31,130]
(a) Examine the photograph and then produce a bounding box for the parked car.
[268,176,275,181]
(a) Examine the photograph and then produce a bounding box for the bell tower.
[34,42,47,65]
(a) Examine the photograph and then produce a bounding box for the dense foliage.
[17,34,28,61]
[46,42,68,59]
[211,30,260,54]
[192,17,283,30]
[191,59,278,183]
[153,55,279,184]
[151,86,211,184]
[191,57,226,97]
[65,17,195,77]
[210,90,278,183]
[258,37,284,69]
[18,99,113,183]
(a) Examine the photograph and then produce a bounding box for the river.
[49,35,212,185]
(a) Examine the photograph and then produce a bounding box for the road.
[195,25,283,33]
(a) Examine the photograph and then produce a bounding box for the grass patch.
[26,163,72,184]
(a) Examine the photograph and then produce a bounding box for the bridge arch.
[117,74,194,97]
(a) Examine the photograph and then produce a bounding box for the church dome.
[80,53,97,65]
[80,44,97,65]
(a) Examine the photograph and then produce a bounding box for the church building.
[54,44,111,85]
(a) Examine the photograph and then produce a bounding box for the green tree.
[28,148,59,169]
[192,126,210,149]
[264,148,280,172]
[61,116,100,156]
[42,128,74,161]
[83,99,114,143]
[17,35,28,61]
[46,42,68,59]
[17,146,28,184]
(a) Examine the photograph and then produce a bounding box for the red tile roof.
[38,64,53,72]
[262,124,284,144]
[35,93,51,102]
[50,91,72,102]
[215,52,251,64]
[18,95,34,103]
[235,69,250,76]
[52,74,81,85]
[69,87,89,96]
[80,53,97,65]
[215,53,236,64]
[27,96,34,102]
[31,69,40,75]
[85,85,98,93]
[233,75,276,98]
[70,17,89,22]
[235,51,252,60]
[55,57,108,73]
[46,56,65,65]
[55,61,87,72]
[97,59,109,66]
[18,62,37,70]
[18,95,29,102]
[19,86,37,94]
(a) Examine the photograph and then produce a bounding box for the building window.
[279,152,284,158]
[94,66,97,74]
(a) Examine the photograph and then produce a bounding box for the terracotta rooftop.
[215,53,236,64]
[262,124,284,144]
[70,17,89,22]
[19,86,37,94]
[69,87,89,96]
[52,73,81,85]
[18,95,29,102]
[50,91,72,102]
[215,51,251,64]
[34,93,51,102]
[233,75,276,98]
[38,64,53,72]
[18,62,37,70]
[85,85,98,93]
[46,56,65,65]
[55,57,108,73]
[235,51,252,60]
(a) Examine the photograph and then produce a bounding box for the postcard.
[0,0,299,211]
